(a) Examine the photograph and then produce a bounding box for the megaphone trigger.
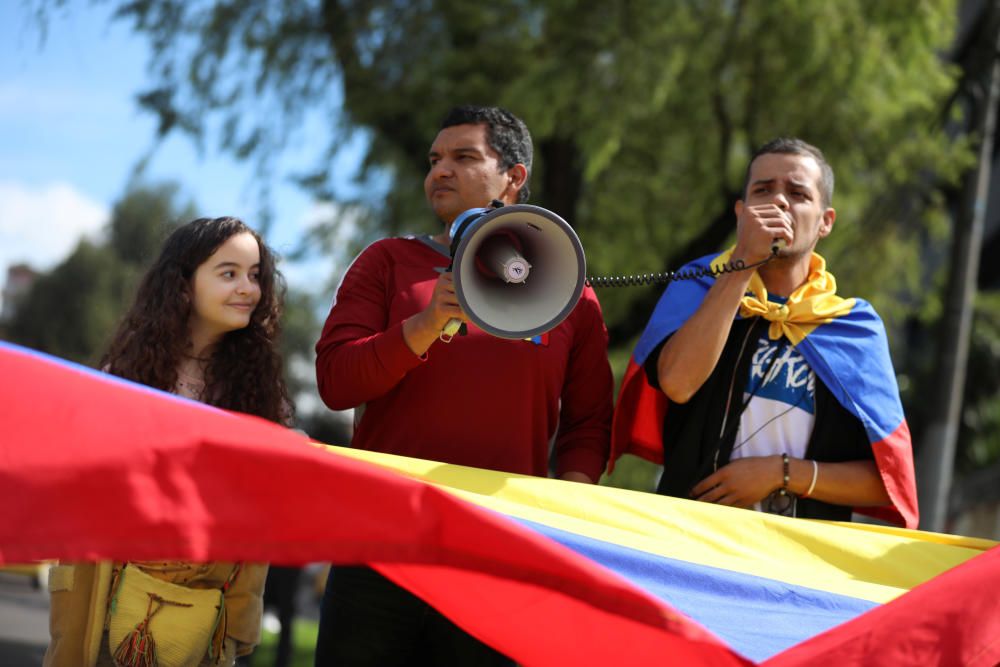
[439,317,465,343]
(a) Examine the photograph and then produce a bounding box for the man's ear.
[735,199,745,218]
[818,207,836,239]
[506,164,528,198]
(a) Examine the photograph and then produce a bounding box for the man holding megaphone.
[314,105,613,665]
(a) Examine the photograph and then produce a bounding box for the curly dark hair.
[440,105,533,203]
[101,216,291,424]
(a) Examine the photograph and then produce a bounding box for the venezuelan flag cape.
[3,342,998,666]
[611,253,919,528]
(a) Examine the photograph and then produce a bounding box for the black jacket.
[644,317,873,521]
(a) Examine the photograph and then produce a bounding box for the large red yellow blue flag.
[2,341,998,666]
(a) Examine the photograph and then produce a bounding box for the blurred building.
[0,264,38,324]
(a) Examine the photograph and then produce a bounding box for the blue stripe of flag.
[519,518,877,661]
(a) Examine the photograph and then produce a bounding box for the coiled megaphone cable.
[586,242,783,288]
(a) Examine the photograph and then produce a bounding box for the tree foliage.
[6,240,133,363]
[89,0,970,347]
[957,293,1000,472]
[5,183,190,364]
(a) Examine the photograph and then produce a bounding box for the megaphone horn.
[443,204,586,340]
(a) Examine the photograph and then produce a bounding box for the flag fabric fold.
[2,341,997,666]
[333,446,995,663]
[0,341,742,666]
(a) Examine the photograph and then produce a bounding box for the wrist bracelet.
[803,460,819,498]
[779,453,790,496]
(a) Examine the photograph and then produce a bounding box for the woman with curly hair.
[45,216,291,667]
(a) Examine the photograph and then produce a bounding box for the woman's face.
[188,232,262,341]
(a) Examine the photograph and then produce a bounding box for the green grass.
[245,618,318,667]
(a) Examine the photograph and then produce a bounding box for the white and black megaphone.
[441,203,586,340]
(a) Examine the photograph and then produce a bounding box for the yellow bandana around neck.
[710,248,855,346]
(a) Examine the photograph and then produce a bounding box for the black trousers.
[315,566,515,666]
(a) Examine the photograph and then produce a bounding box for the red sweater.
[316,237,613,481]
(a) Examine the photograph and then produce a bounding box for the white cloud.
[0,180,109,276]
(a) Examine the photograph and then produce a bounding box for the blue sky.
[0,2,359,297]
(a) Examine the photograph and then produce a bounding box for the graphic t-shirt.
[729,334,816,463]
[730,299,817,514]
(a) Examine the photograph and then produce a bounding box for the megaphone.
[443,204,586,340]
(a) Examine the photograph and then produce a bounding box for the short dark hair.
[743,137,834,207]
[440,105,533,203]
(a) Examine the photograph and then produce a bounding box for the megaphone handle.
[440,318,466,343]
